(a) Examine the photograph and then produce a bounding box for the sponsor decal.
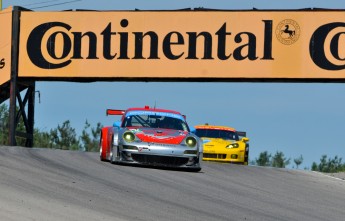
[26,20,273,69]
[138,147,149,152]
[310,22,345,70]
[130,128,142,133]
[205,149,215,153]
[0,58,5,69]
[149,143,176,147]
[275,19,300,45]
[0,6,11,83]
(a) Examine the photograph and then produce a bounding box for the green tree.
[327,155,344,172]
[312,155,345,173]
[50,120,80,150]
[318,155,328,172]
[80,120,102,152]
[293,155,303,169]
[0,103,27,146]
[33,128,51,148]
[255,151,271,166]
[271,151,290,168]
[1,103,104,151]
[0,103,9,145]
[311,162,318,171]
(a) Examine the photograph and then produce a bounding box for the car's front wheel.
[110,148,114,163]
[110,135,121,163]
[244,144,249,165]
[99,136,106,161]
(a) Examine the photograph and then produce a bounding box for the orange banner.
[0,7,12,85]
[17,10,345,80]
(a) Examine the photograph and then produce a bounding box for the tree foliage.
[293,155,303,169]
[0,104,102,151]
[80,120,102,152]
[33,128,51,148]
[255,151,271,166]
[255,151,292,168]
[271,151,290,168]
[0,103,27,146]
[311,155,345,173]
[0,103,9,145]
[49,120,80,150]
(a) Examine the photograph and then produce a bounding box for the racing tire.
[110,149,114,164]
[99,136,106,161]
[110,137,115,164]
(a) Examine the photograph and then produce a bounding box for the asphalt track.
[1,146,345,221]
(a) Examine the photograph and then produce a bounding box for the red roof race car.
[99,106,202,171]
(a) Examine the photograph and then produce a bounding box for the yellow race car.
[194,124,250,165]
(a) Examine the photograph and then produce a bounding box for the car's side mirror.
[113,121,121,128]
[241,137,249,142]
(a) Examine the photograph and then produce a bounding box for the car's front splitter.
[116,151,201,170]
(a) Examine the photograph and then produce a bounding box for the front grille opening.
[122,145,138,150]
[203,153,227,159]
[131,154,189,166]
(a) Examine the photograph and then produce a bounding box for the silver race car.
[100,106,202,172]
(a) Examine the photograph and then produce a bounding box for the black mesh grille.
[203,153,227,159]
[131,154,189,166]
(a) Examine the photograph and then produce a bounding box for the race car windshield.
[195,129,239,141]
[122,115,189,131]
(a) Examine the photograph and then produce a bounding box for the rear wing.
[106,109,125,116]
[237,131,247,137]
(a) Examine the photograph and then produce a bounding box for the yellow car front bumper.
[203,149,246,164]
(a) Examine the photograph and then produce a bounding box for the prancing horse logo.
[281,25,295,38]
[276,19,300,45]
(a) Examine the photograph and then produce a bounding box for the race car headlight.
[226,143,239,148]
[185,137,197,147]
[123,131,135,142]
